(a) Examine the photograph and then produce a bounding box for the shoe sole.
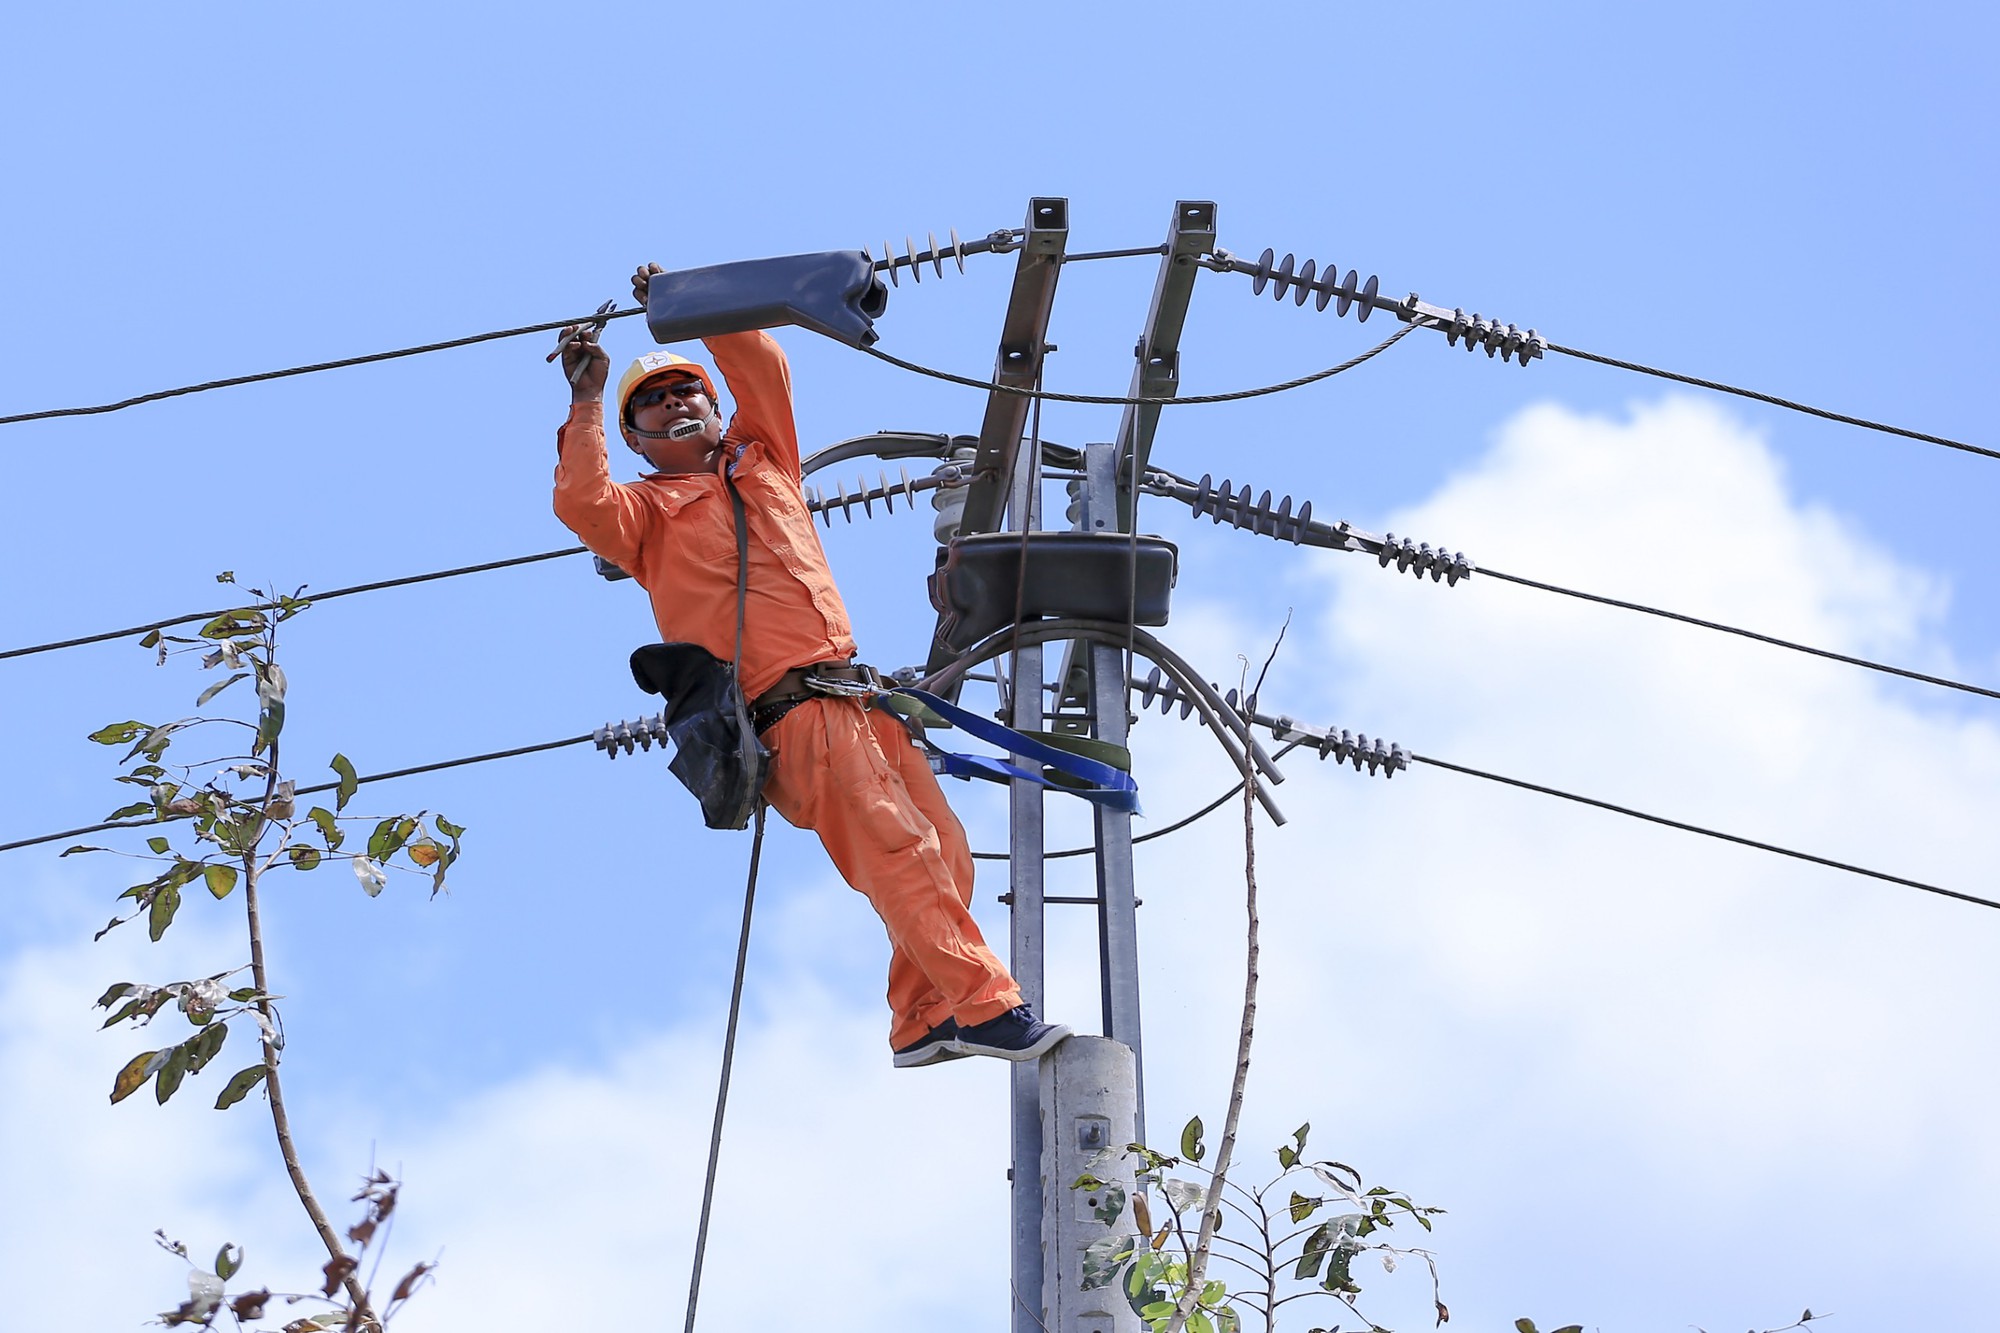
[956,1023,1072,1063]
[892,1043,971,1068]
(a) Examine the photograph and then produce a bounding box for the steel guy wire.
[8,719,1990,914]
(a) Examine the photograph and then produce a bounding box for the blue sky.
[2,3,1996,1331]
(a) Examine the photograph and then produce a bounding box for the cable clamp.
[593,713,669,759]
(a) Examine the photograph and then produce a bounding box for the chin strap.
[626,403,719,442]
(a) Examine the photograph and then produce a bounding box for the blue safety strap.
[890,688,1141,814]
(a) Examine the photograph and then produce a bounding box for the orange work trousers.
[762,696,1021,1050]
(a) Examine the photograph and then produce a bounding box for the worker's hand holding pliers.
[551,298,616,400]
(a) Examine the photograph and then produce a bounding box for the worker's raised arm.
[704,329,799,478]
[551,328,648,573]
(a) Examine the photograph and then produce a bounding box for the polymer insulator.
[870,226,1020,287]
[1188,474,1311,545]
[1134,665,1197,720]
[1377,533,1476,586]
[594,713,668,760]
[1241,248,1383,322]
[809,467,932,526]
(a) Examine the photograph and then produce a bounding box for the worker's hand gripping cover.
[628,644,770,831]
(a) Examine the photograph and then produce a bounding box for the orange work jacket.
[552,330,857,701]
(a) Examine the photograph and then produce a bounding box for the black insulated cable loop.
[858,324,1416,406]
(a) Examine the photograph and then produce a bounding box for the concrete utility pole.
[944,198,1211,1333]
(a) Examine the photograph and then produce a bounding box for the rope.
[1546,341,1996,462]
[1413,753,1999,911]
[683,803,766,1333]
[0,309,648,426]
[858,323,1415,406]
[1480,568,2000,701]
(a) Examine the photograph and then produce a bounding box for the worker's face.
[624,375,723,471]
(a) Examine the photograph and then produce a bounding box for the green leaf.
[214,1063,268,1110]
[189,1022,228,1073]
[110,1049,163,1104]
[1277,1145,1297,1169]
[435,815,465,839]
[1289,1191,1320,1224]
[1516,1322,1540,1333]
[204,863,238,899]
[1293,1122,1310,1155]
[227,987,259,1002]
[368,816,416,863]
[1180,1115,1205,1163]
[96,982,136,1007]
[330,754,358,812]
[215,571,235,584]
[60,845,107,857]
[88,721,146,746]
[196,671,250,707]
[1550,1326,1584,1333]
[308,806,344,850]
[139,630,163,648]
[146,836,171,855]
[1296,1222,1334,1281]
[288,845,322,871]
[1091,1182,1128,1227]
[105,801,153,822]
[198,609,265,641]
[1189,1313,1213,1333]
[154,1044,189,1103]
[147,884,182,942]
[215,1244,242,1282]
[1080,1235,1136,1291]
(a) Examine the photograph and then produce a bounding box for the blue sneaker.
[955,1006,1071,1062]
[892,1018,969,1068]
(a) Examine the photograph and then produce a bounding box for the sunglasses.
[629,379,708,410]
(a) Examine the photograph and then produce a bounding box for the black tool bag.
[627,479,770,831]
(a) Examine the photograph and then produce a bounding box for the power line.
[0,548,588,662]
[0,309,647,426]
[9,531,1998,710]
[7,724,1989,916]
[0,734,592,855]
[1413,753,1996,912]
[1479,567,2000,702]
[1545,340,1995,462]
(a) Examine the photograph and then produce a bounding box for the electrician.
[550,263,1068,1068]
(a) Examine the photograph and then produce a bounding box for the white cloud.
[7,395,1998,1332]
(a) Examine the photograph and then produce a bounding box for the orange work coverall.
[552,329,1022,1050]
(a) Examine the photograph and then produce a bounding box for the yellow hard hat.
[616,351,719,424]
